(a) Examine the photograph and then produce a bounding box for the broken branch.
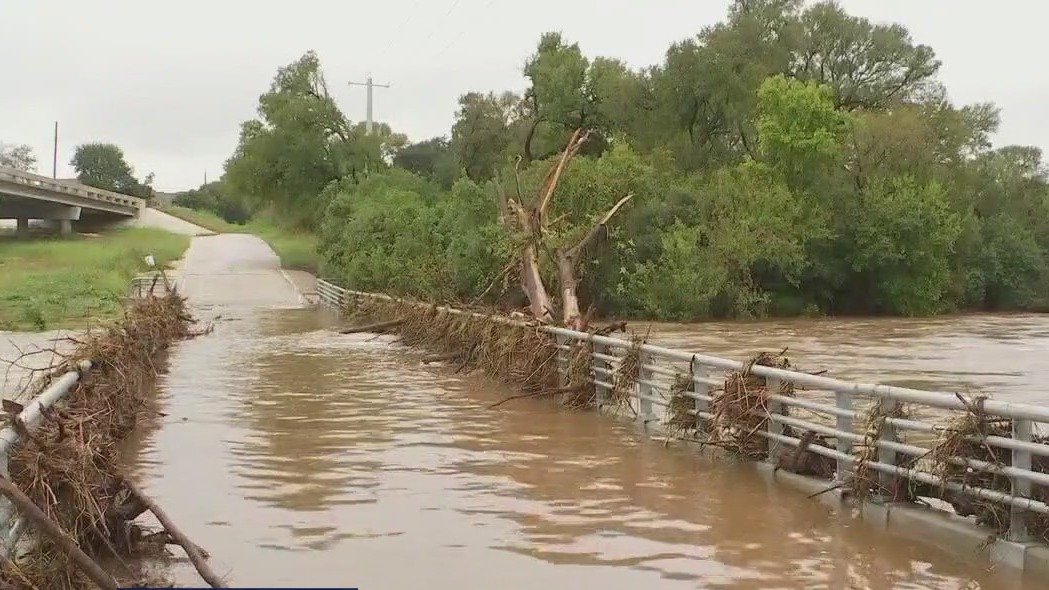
[339,319,404,335]
[0,476,117,590]
[121,477,227,588]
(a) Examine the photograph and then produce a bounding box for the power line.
[374,0,465,70]
[372,0,426,66]
[424,0,499,70]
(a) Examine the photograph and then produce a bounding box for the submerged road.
[124,234,1041,589]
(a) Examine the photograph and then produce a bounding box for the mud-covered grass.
[159,206,318,273]
[345,291,1049,547]
[1,291,204,589]
[0,228,189,331]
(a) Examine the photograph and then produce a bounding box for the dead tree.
[498,128,633,330]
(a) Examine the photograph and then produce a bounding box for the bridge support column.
[15,218,29,238]
[59,219,72,235]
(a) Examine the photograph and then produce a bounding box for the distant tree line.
[189,0,1049,319]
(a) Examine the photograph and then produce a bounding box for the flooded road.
[112,234,1044,589]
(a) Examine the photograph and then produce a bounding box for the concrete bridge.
[0,165,145,235]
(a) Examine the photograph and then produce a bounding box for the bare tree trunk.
[496,128,633,329]
[520,242,553,321]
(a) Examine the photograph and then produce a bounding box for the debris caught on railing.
[0,289,216,590]
[319,279,1049,556]
[930,393,1049,543]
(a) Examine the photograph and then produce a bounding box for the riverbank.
[0,227,189,331]
[159,206,318,273]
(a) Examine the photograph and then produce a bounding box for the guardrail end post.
[1008,417,1033,542]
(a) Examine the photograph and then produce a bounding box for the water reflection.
[129,306,1040,589]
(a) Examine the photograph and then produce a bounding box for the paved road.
[125,208,214,236]
[177,233,302,307]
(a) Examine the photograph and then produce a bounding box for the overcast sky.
[1,1,1045,192]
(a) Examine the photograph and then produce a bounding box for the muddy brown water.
[115,304,1043,589]
[3,233,1049,588]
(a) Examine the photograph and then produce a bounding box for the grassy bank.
[160,205,318,273]
[0,228,189,331]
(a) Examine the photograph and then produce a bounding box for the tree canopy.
[0,143,36,171]
[198,1,1049,320]
[70,143,153,198]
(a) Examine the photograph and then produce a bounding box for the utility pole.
[347,75,390,135]
[52,121,58,179]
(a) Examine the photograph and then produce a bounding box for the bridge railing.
[0,166,144,212]
[315,278,1049,547]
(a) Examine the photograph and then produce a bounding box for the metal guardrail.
[0,166,145,213]
[0,275,169,559]
[315,278,1049,545]
[0,361,92,558]
[127,272,175,299]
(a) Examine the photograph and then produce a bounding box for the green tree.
[450,91,518,181]
[70,143,152,197]
[0,143,36,171]
[392,137,460,189]
[224,51,386,228]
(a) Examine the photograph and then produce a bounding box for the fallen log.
[488,385,587,409]
[421,352,459,364]
[0,476,117,590]
[338,319,404,335]
[593,321,628,336]
[121,478,227,588]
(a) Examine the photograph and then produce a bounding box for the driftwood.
[421,352,459,364]
[121,478,226,588]
[339,319,404,335]
[487,385,587,409]
[0,476,117,590]
[593,321,628,336]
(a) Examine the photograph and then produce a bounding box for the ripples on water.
[116,307,1047,588]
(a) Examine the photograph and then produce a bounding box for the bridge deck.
[0,166,145,218]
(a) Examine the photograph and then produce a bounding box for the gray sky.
[1,0,1045,193]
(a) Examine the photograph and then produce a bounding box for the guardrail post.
[691,358,710,436]
[593,342,607,409]
[835,391,854,481]
[555,334,569,386]
[766,377,784,462]
[874,398,900,503]
[1009,418,1033,542]
[638,351,655,428]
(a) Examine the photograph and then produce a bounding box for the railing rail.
[0,166,145,212]
[0,361,92,558]
[0,275,170,560]
[315,278,1049,546]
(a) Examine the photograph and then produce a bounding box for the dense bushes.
[221,0,1049,320]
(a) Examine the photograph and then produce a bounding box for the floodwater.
[126,305,1043,589]
[649,314,1049,405]
[2,233,1048,588]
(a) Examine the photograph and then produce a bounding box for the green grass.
[159,206,319,273]
[0,228,190,331]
